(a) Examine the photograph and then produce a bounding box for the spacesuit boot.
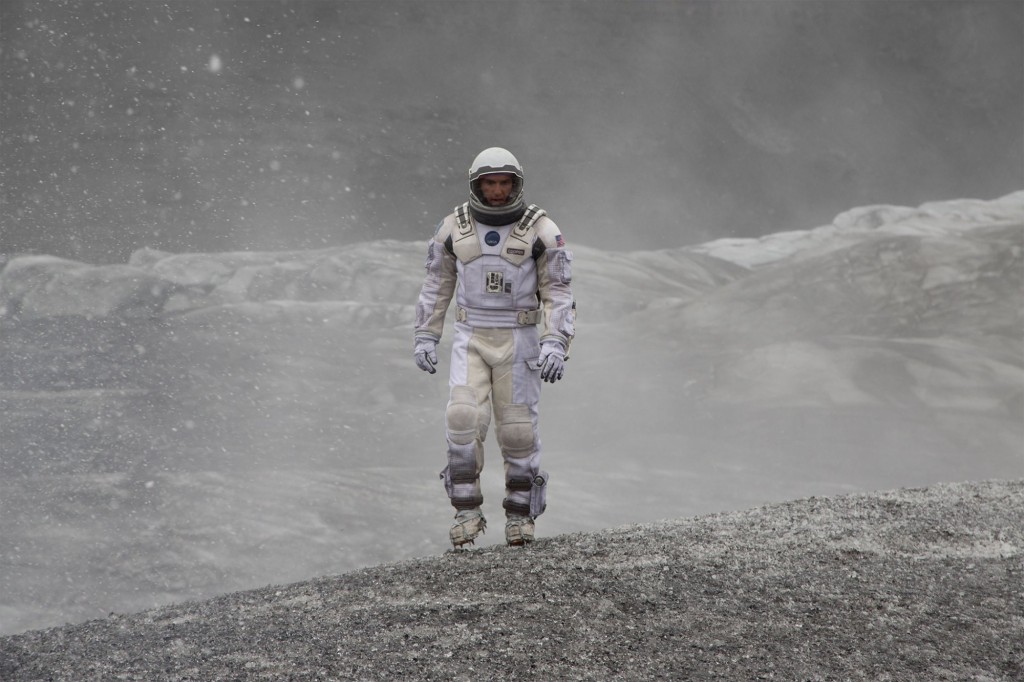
[450,508,486,547]
[505,514,535,546]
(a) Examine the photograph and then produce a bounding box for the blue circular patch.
[484,230,501,247]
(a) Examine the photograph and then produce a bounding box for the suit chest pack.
[447,202,547,266]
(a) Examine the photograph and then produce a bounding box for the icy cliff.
[1,192,1021,636]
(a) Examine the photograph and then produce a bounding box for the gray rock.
[1,479,1021,681]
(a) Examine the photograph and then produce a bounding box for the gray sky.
[2,1,1021,262]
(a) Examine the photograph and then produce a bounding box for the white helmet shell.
[468,147,527,225]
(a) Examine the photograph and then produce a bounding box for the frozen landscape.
[2,2,1022,668]
[2,191,1021,638]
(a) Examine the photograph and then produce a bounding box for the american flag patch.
[556,234,566,247]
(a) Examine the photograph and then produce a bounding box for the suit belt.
[456,306,541,327]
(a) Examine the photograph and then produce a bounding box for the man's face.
[478,173,515,206]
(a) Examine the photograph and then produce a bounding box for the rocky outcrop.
[1,479,1021,681]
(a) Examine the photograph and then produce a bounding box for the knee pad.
[446,385,478,446]
[496,404,536,458]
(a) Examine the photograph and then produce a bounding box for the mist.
[2,191,1021,634]
[0,0,1021,638]
[3,1,1021,262]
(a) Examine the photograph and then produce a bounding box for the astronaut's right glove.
[414,337,438,374]
[538,339,566,383]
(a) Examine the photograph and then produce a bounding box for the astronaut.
[414,147,575,547]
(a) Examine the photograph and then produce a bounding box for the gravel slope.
[2,479,1021,681]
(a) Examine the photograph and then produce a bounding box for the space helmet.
[468,147,527,225]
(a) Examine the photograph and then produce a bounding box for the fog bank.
[3,1,1021,262]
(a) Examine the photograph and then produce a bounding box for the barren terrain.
[2,479,1021,681]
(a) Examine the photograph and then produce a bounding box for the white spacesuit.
[414,147,575,547]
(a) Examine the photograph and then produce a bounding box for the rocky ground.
[2,479,1021,681]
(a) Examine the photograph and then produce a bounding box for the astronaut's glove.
[414,337,438,374]
[538,339,566,383]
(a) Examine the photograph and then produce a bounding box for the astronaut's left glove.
[538,339,566,383]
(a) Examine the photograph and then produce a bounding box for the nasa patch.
[484,231,501,247]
